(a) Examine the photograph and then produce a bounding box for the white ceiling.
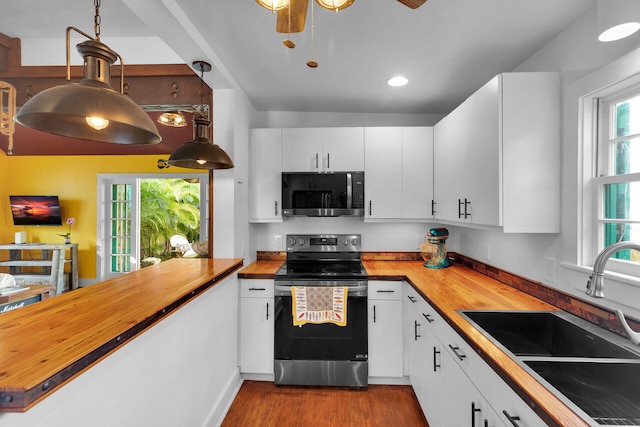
[1,0,595,115]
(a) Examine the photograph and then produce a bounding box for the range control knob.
[352,238,358,246]
[343,238,350,246]
[288,238,296,247]
[298,238,305,246]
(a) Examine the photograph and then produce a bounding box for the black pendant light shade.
[15,27,161,145]
[167,116,234,169]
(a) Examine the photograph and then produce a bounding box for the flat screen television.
[9,195,63,226]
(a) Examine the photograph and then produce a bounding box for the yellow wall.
[3,154,176,279]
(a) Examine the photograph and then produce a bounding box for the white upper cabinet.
[365,127,433,221]
[250,128,282,223]
[433,72,560,233]
[282,127,364,172]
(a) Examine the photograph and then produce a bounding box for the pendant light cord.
[94,0,101,40]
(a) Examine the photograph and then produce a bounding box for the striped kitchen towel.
[292,286,347,327]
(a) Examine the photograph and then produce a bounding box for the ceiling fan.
[274,0,427,34]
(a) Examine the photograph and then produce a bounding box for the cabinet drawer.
[369,280,402,300]
[240,279,274,298]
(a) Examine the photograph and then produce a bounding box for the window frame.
[583,78,640,277]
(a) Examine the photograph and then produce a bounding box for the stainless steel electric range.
[273,234,368,388]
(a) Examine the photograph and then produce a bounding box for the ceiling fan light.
[597,0,640,42]
[256,0,290,12]
[315,0,355,12]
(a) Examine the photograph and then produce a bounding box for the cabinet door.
[240,279,274,374]
[368,299,403,377]
[282,128,324,172]
[364,127,403,219]
[250,129,282,222]
[442,348,494,427]
[282,127,364,172]
[402,127,434,220]
[321,127,364,171]
[463,75,500,227]
[434,113,466,223]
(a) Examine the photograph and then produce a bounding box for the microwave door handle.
[346,173,353,208]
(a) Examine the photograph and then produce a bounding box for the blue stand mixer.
[422,227,451,269]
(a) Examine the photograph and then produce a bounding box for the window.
[592,85,640,275]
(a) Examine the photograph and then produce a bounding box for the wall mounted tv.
[10,195,63,226]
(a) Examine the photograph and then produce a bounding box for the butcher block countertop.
[239,257,590,427]
[0,257,243,412]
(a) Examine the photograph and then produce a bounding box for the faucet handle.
[616,309,640,345]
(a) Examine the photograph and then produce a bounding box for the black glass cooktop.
[275,261,368,280]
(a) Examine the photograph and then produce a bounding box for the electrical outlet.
[483,243,490,261]
[274,235,283,249]
[544,257,556,283]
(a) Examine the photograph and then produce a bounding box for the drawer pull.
[422,313,434,323]
[376,290,395,293]
[407,295,417,303]
[449,344,466,361]
[471,402,481,427]
[502,411,521,427]
[248,287,266,291]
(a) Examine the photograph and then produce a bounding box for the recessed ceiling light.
[387,76,408,87]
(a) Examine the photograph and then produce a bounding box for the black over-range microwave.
[281,172,365,217]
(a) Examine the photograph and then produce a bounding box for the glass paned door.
[110,183,136,274]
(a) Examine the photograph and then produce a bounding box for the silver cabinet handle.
[315,153,319,169]
[327,152,330,169]
[266,302,269,320]
[275,201,278,216]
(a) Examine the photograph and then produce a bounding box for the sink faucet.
[587,241,640,345]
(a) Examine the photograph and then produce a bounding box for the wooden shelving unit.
[0,243,79,294]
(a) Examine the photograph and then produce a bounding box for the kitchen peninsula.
[0,257,243,426]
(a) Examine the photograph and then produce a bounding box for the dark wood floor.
[221,380,429,427]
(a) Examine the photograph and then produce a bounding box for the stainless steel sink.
[461,310,639,359]
[524,360,640,425]
[459,310,640,426]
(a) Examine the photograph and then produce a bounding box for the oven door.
[274,290,368,362]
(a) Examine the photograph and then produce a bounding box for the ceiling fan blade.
[397,0,427,8]
[276,0,308,33]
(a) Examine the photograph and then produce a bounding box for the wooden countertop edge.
[0,258,244,412]
[238,259,589,426]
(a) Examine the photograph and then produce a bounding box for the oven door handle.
[275,284,367,296]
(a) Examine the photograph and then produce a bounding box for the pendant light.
[14,0,161,145]
[165,61,234,170]
[157,111,188,128]
[315,0,355,12]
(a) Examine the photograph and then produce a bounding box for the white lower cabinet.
[239,279,274,374]
[404,282,545,426]
[404,282,444,426]
[368,281,403,378]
